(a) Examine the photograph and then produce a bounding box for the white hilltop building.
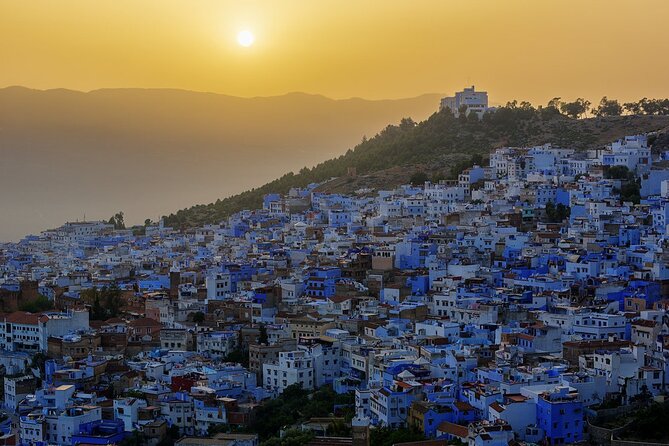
[440,85,489,118]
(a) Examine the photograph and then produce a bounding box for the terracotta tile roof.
[632,319,657,328]
[5,311,41,325]
[453,401,474,412]
[437,421,468,438]
[328,296,352,304]
[517,333,535,341]
[489,401,505,413]
[128,317,162,328]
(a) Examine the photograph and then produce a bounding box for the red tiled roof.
[6,311,41,325]
[128,317,161,328]
[454,401,474,411]
[489,401,505,413]
[437,421,468,438]
[328,296,352,304]
[632,319,657,328]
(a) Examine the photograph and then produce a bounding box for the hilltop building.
[440,85,489,117]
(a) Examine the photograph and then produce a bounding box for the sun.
[237,30,255,47]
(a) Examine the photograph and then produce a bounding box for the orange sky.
[2,0,669,104]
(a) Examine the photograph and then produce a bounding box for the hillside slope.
[163,108,669,228]
[0,87,441,241]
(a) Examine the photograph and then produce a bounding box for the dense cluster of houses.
[2,133,669,446]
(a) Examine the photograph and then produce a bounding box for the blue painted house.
[305,267,341,298]
[71,420,127,445]
[536,387,584,445]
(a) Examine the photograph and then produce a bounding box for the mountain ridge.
[0,86,442,241]
[161,108,669,229]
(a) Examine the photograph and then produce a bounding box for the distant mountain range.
[0,86,442,241]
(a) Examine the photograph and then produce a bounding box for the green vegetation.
[163,100,669,229]
[119,431,145,446]
[445,154,488,181]
[619,403,669,442]
[258,323,269,345]
[30,352,47,376]
[605,165,641,203]
[123,389,147,400]
[19,294,54,313]
[208,423,230,437]
[409,171,429,186]
[80,285,124,320]
[157,425,182,446]
[370,426,426,446]
[618,182,641,204]
[244,384,354,441]
[604,165,635,181]
[223,348,249,367]
[108,211,126,230]
[557,98,591,119]
[545,201,570,223]
[260,429,315,446]
[623,98,669,115]
[593,97,623,117]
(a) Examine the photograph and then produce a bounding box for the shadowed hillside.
[0,87,442,241]
[163,107,669,228]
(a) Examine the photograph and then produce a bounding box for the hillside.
[0,87,441,241]
[163,108,669,228]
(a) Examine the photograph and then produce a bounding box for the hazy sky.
[2,0,669,103]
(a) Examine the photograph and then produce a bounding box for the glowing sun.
[237,30,255,47]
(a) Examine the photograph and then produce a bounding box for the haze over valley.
[0,86,440,241]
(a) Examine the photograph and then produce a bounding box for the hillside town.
[3,132,669,446]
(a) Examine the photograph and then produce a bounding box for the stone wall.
[586,419,631,445]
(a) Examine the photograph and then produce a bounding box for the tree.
[409,171,429,186]
[208,423,229,437]
[108,211,126,230]
[399,117,416,130]
[258,323,269,345]
[31,352,47,376]
[604,165,634,180]
[120,431,146,446]
[19,294,54,312]
[246,385,353,441]
[457,104,470,119]
[157,425,182,446]
[593,96,623,117]
[223,349,249,367]
[619,182,641,204]
[81,285,124,320]
[546,97,563,113]
[261,429,314,446]
[545,201,570,223]
[167,425,180,439]
[470,153,484,166]
[192,311,205,324]
[623,101,642,115]
[91,294,105,320]
[560,98,591,119]
[370,426,426,446]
